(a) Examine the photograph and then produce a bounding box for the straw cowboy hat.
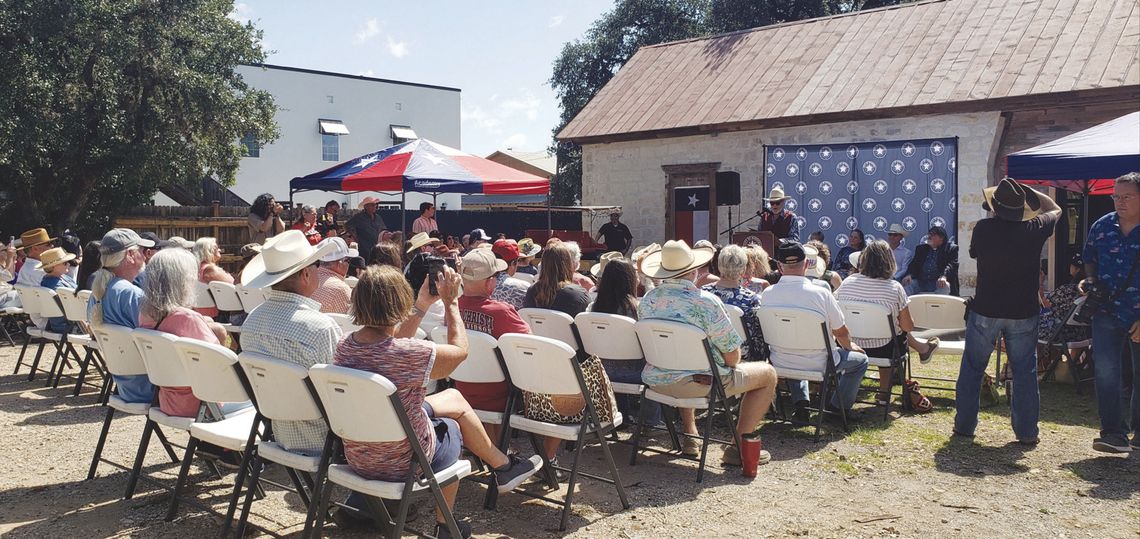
[640,240,715,280]
[34,247,75,271]
[240,230,339,290]
[406,232,442,253]
[630,243,661,273]
[517,238,541,258]
[590,251,625,279]
[886,223,909,236]
[763,186,792,202]
[358,196,381,209]
[19,228,55,250]
[982,177,1044,222]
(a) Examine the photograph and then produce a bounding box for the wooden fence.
[114,203,250,272]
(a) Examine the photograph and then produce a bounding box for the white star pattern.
[847,146,859,159]
[772,182,785,191]
[786,163,799,177]
[773,148,785,161]
[795,217,807,229]
[902,179,917,194]
[931,217,946,228]
[836,234,849,247]
[891,160,905,174]
[920,235,930,245]
[819,181,832,194]
[921,197,934,212]
[353,155,379,168]
[931,178,946,193]
[837,199,850,212]
[688,193,700,207]
[819,147,833,160]
[903,217,917,230]
[847,180,859,194]
[786,199,798,211]
[766,164,776,177]
[892,198,906,212]
[796,148,808,160]
[949,198,957,211]
[863,161,877,175]
[920,159,934,173]
[837,162,850,176]
[902,143,916,157]
[795,182,807,194]
[873,144,887,158]
[422,153,446,166]
[930,141,945,156]
[874,180,888,194]
[809,163,822,176]
[873,217,888,230]
[865,234,878,243]
[948,157,956,171]
[863,199,877,211]
[808,198,822,212]
[818,216,832,230]
[845,217,859,230]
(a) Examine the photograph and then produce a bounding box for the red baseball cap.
[491,239,520,262]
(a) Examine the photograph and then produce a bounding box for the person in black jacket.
[902,226,958,296]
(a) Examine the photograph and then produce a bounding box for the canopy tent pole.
[547,194,552,231]
[401,191,407,239]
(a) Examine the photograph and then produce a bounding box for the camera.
[1073,279,1109,324]
[405,253,455,296]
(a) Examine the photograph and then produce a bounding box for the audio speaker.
[716,171,741,206]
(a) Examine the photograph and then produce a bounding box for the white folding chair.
[12,284,60,380]
[30,286,75,388]
[1039,296,1093,394]
[87,324,181,497]
[308,364,473,539]
[209,281,245,312]
[632,319,741,482]
[575,312,645,397]
[237,284,269,313]
[725,305,747,344]
[513,272,536,284]
[907,294,971,391]
[192,281,216,310]
[518,308,583,352]
[497,333,629,531]
[57,289,108,398]
[0,297,25,347]
[757,305,844,438]
[839,301,904,418]
[326,312,361,334]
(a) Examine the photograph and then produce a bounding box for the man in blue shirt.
[88,228,154,403]
[1082,172,1140,453]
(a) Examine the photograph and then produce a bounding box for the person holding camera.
[955,178,1060,445]
[1083,172,1140,454]
[248,193,286,244]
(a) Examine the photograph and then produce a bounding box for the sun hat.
[317,237,351,262]
[517,238,541,258]
[406,232,442,254]
[491,239,520,262]
[166,236,194,249]
[34,247,75,271]
[469,228,492,242]
[240,230,339,289]
[639,240,715,280]
[139,232,174,250]
[460,247,507,281]
[887,224,909,237]
[804,245,825,278]
[982,177,1044,222]
[848,251,862,270]
[763,187,791,202]
[630,243,661,273]
[358,196,381,209]
[99,228,155,256]
[774,241,807,265]
[590,251,625,279]
[19,228,55,250]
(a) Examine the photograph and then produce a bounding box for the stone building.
[556,0,1140,293]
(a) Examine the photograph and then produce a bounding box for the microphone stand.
[720,211,761,237]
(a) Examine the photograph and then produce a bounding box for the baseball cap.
[139,232,175,250]
[774,240,806,265]
[316,237,351,262]
[99,228,155,256]
[469,228,492,241]
[460,247,507,280]
[492,239,520,262]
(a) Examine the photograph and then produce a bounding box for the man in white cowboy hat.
[758,186,800,241]
[596,211,633,255]
[406,231,442,255]
[639,240,779,466]
[954,177,1060,446]
[885,224,912,281]
[345,195,387,262]
[762,240,870,424]
[489,239,530,310]
[309,237,357,315]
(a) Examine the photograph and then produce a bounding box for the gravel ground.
[0,342,1136,539]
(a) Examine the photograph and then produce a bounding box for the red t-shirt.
[454,295,529,411]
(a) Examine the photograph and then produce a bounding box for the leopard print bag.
[521,355,618,425]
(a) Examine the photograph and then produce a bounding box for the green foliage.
[0,0,278,239]
[549,0,911,205]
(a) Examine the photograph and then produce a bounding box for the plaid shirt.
[310,266,352,315]
[241,290,343,454]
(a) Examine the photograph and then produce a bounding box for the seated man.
[88,228,156,403]
[638,240,778,466]
[761,241,870,423]
[310,237,355,314]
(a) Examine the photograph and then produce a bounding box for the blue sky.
[231,1,615,157]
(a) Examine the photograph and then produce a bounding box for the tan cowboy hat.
[630,243,661,273]
[590,251,625,279]
[19,228,55,250]
[358,196,382,209]
[640,240,715,280]
[982,177,1043,222]
[240,230,339,290]
[34,247,75,271]
[406,232,441,253]
[886,223,909,236]
[763,186,791,202]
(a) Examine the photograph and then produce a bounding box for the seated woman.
[37,247,79,334]
[290,204,323,245]
[693,241,721,288]
[834,240,940,405]
[523,243,589,316]
[702,245,765,361]
[333,265,540,538]
[742,245,771,294]
[193,237,235,319]
[805,240,842,292]
[832,228,866,279]
[1037,254,1091,369]
[590,258,661,425]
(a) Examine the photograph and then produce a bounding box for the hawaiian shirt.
[1082,212,1140,325]
[490,272,529,310]
[702,283,764,360]
[638,278,742,386]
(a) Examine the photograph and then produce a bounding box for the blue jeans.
[602,359,663,426]
[907,279,950,296]
[788,349,870,410]
[1090,314,1140,445]
[954,312,1040,440]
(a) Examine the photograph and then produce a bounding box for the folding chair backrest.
[208,281,245,312]
[309,364,405,443]
[635,319,712,371]
[518,308,580,350]
[724,305,747,342]
[838,301,894,341]
[58,289,90,323]
[13,285,41,317]
[575,312,643,361]
[498,333,581,395]
[237,285,269,312]
[175,339,250,404]
[132,328,191,388]
[1065,296,1090,327]
[33,286,65,318]
[513,272,536,284]
[756,305,831,352]
[327,313,361,334]
[92,324,147,376]
[345,276,359,289]
[238,351,324,422]
[192,281,216,309]
[908,294,966,331]
[430,326,504,383]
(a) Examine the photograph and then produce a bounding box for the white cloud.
[386,36,409,58]
[229,3,253,24]
[548,15,565,28]
[498,89,541,121]
[354,18,381,44]
[500,133,528,150]
[461,106,503,133]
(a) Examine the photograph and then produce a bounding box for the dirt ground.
[0,342,1136,539]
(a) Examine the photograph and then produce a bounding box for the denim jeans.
[907,279,950,296]
[1090,314,1140,445]
[788,349,869,410]
[602,359,662,426]
[954,312,1040,440]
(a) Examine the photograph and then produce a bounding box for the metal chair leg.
[594,425,630,509]
[153,426,181,464]
[87,406,115,480]
[558,429,588,531]
[165,437,199,521]
[124,420,156,499]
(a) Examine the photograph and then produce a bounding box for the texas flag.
[674,186,710,245]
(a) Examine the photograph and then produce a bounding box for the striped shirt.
[310,266,352,315]
[834,273,909,348]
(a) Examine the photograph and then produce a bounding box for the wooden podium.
[732,230,776,255]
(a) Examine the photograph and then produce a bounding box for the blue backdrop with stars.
[763,138,958,255]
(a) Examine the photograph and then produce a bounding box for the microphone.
[757,208,772,217]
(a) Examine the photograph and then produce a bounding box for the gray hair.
[193,237,217,264]
[140,248,199,321]
[859,240,897,281]
[717,244,749,280]
[563,241,582,267]
[89,249,129,326]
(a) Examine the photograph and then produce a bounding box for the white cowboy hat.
[406,232,441,253]
[590,251,625,279]
[639,240,714,280]
[358,196,381,209]
[240,230,339,290]
[886,223,909,236]
[848,250,862,270]
[763,187,791,202]
[630,243,661,274]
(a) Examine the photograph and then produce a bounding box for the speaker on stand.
[716,171,741,242]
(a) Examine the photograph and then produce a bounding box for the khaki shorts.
[653,363,766,399]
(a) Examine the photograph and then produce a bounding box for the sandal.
[919,337,940,364]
